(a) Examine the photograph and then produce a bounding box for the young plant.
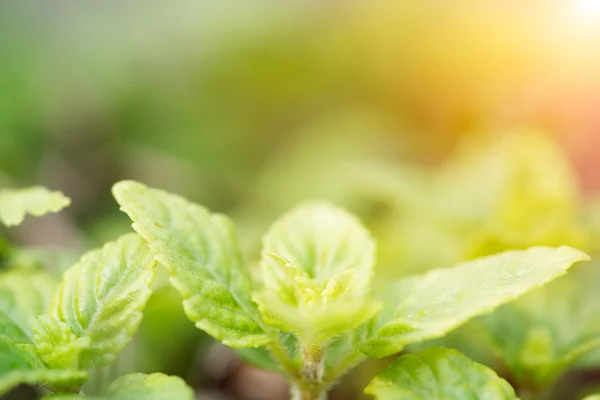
[0,187,194,399]
[113,180,590,400]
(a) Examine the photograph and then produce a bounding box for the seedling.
[111,180,589,399]
[0,182,592,399]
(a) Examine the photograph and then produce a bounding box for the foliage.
[113,179,589,399]
[44,373,194,400]
[363,132,600,396]
[0,191,192,398]
[1,131,599,399]
[2,3,600,398]
[364,347,518,400]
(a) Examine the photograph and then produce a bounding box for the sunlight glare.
[574,0,600,18]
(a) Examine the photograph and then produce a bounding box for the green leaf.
[44,373,194,400]
[4,246,80,275]
[37,234,156,369]
[0,270,86,395]
[112,180,270,348]
[372,131,589,279]
[363,246,589,358]
[583,396,600,400]
[474,261,600,385]
[32,316,91,370]
[0,365,87,396]
[261,202,375,280]
[364,347,517,400]
[0,269,57,342]
[0,187,71,227]
[436,131,587,259]
[253,255,381,344]
[254,203,381,343]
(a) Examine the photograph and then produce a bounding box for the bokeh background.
[2,1,600,399]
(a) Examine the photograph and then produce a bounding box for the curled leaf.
[255,203,380,343]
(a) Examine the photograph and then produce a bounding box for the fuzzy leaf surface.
[112,180,270,348]
[364,347,517,399]
[0,187,70,227]
[254,203,380,342]
[363,246,589,358]
[44,373,194,400]
[39,234,156,369]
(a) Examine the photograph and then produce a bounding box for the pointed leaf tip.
[364,246,590,358]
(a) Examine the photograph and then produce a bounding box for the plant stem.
[291,342,327,400]
[302,342,324,382]
[291,384,326,400]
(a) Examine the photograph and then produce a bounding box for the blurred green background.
[2,1,600,399]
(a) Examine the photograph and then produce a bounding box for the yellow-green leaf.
[0,365,87,396]
[255,203,380,343]
[0,270,86,395]
[0,269,57,342]
[38,234,156,369]
[363,246,589,358]
[44,373,194,400]
[32,316,91,370]
[365,347,517,399]
[112,180,270,348]
[262,202,375,281]
[474,262,600,385]
[0,187,70,227]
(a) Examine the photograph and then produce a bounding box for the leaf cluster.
[110,179,589,399]
[1,141,596,400]
[0,187,193,399]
